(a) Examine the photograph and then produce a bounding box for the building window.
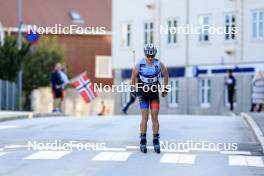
[121,23,131,48]
[168,79,179,107]
[144,21,154,44]
[95,56,112,78]
[199,15,210,42]
[167,19,177,44]
[199,79,211,107]
[252,11,264,39]
[225,14,236,40]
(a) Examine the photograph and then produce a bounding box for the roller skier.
[130,44,169,154]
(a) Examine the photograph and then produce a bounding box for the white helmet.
[144,43,157,56]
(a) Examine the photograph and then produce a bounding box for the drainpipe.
[185,0,190,114]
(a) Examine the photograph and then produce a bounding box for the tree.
[0,36,30,81]
[23,36,64,109]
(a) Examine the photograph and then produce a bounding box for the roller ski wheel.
[140,144,147,153]
[140,133,147,154]
[154,144,160,154]
[153,134,160,154]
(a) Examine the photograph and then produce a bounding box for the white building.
[112,0,264,114]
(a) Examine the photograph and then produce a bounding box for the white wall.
[243,0,264,63]
[112,0,264,69]
[112,0,155,69]
[160,0,186,66]
[188,0,238,65]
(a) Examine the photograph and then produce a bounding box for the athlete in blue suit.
[130,44,169,153]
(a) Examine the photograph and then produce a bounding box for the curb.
[0,112,67,123]
[33,112,66,118]
[0,115,30,122]
[230,112,237,116]
[241,112,264,153]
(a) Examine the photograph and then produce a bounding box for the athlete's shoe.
[140,133,147,153]
[153,134,160,154]
[122,109,127,115]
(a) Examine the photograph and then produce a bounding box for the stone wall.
[31,87,114,117]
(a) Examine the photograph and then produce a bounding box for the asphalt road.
[0,115,263,176]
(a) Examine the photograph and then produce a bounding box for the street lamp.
[17,0,23,110]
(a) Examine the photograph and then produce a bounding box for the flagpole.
[68,71,87,84]
[132,50,136,67]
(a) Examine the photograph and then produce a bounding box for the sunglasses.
[146,55,155,58]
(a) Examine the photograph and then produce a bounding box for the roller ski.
[140,134,147,153]
[153,134,160,154]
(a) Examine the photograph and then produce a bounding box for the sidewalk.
[0,111,66,122]
[241,112,264,153]
[249,113,264,134]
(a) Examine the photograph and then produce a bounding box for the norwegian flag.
[73,74,97,103]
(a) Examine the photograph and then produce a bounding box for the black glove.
[161,87,169,97]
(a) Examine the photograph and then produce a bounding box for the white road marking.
[189,148,220,152]
[96,147,126,152]
[4,145,28,149]
[126,146,157,150]
[24,151,71,160]
[92,152,132,161]
[246,156,264,167]
[0,152,8,157]
[161,149,189,153]
[125,146,189,153]
[160,154,196,164]
[147,146,154,150]
[125,146,154,150]
[5,144,69,151]
[67,143,101,150]
[0,125,19,129]
[229,155,264,167]
[32,146,67,151]
[229,155,247,166]
[220,151,251,155]
[126,146,139,150]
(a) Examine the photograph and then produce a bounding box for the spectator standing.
[60,68,69,89]
[51,63,64,112]
[98,101,106,116]
[225,70,236,111]
[250,68,264,112]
